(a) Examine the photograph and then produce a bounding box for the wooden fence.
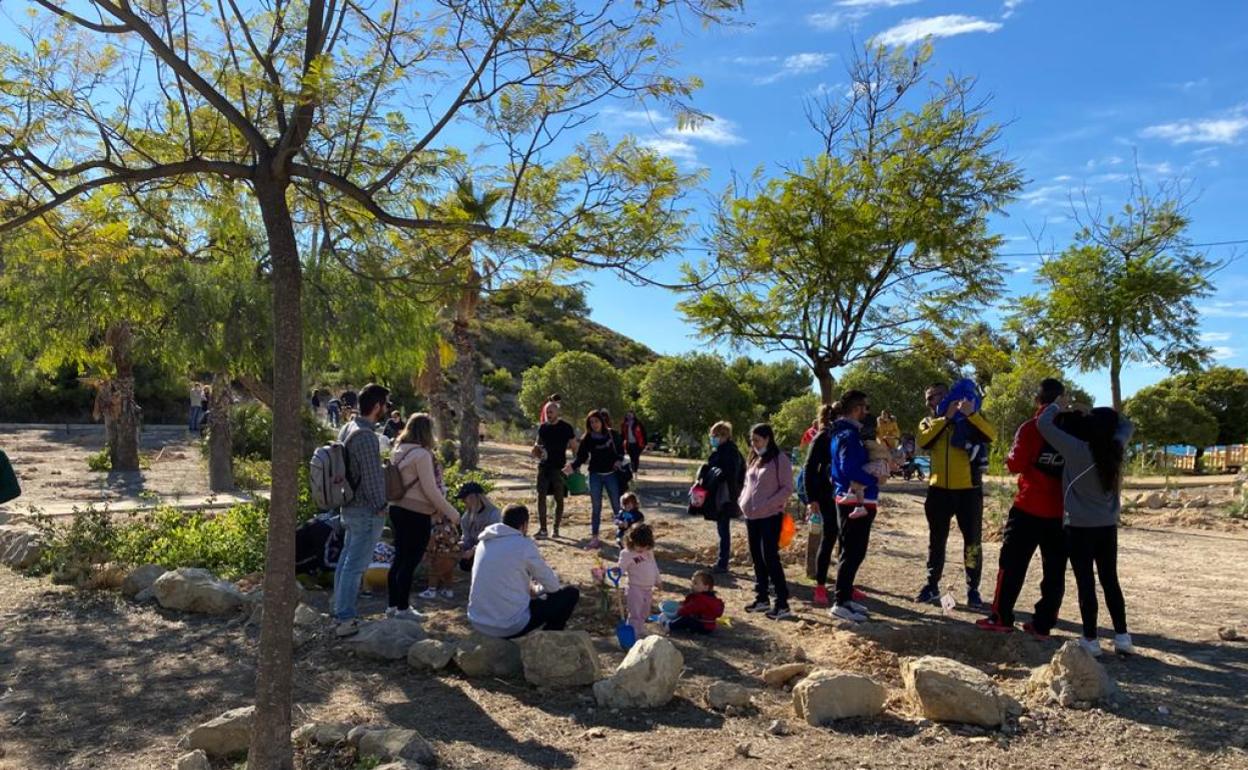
[1168,445,1247,472]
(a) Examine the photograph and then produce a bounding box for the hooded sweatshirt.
[829,418,879,505]
[1036,403,1135,528]
[619,547,660,590]
[1006,406,1065,519]
[458,502,502,553]
[467,523,562,637]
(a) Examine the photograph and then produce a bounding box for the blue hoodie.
[829,418,879,505]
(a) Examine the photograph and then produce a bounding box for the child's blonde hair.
[620,491,639,509]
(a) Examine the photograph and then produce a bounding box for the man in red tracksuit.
[977,378,1068,637]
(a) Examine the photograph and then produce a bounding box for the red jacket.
[677,590,725,631]
[1006,408,1064,519]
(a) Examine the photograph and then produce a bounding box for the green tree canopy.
[637,353,754,451]
[981,352,1093,447]
[1125,385,1218,450]
[1016,174,1217,410]
[727,356,813,419]
[519,352,626,430]
[837,352,956,436]
[771,392,822,449]
[1159,367,1248,446]
[679,44,1022,401]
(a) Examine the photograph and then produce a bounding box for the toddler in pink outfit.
[619,524,659,639]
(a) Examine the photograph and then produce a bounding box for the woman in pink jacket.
[738,423,795,620]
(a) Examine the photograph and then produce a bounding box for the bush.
[518,351,626,427]
[226,401,333,460]
[483,368,514,394]
[771,392,821,450]
[441,462,496,514]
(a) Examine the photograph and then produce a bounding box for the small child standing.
[614,491,646,546]
[619,524,659,639]
[665,570,725,635]
[421,513,461,600]
[848,416,895,520]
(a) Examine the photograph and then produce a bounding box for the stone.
[767,719,790,736]
[293,603,324,627]
[454,633,523,678]
[173,749,211,770]
[761,663,811,687]
[407,639,457,671]
[0,525,44,570]
[374,762,425,770]
[1140,491,1166,510]
[293,627,317,649]
[901,656,1018,727]
[1031,640,1117,707]
[355,728,436,765]
[1219,626,1243,641]
[519,630,601,687]
[179,705,254,758]
[593,636,684,709]
[1184,494,1210,509]
[154,568,245,615]
[121,564,167,597]
[291,721,350,746]
[340,619,426,661]
[84,562,127,591]
[706,681,753,710]
[135,586,157,603]
[792,669,887,725]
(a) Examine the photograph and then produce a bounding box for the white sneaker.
[847,601,870,616]
[1113,633,1136,655]
[385,606,425,622]
[1078,636,1102,657]
[439,589,455,600]
[417,588,438,600]
[831,604,867,623]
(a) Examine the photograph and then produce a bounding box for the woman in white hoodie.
[387,413,461,619]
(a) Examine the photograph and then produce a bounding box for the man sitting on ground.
[467,504,580,638]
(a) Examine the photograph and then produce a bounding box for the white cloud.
[638,137,698,163]
[634,112,745,165]
[1211,346,1237,360]
[1198,301,1248,319]
[729,55,781,66]
[837,0,920,7]
[873,15,1004,47]
[1052,174,1073,182]
[807,12,855,30]
[1141,106,1248,145]
[1200,331,1232,342]
[667,115,746,146]
[755,52,835,84]
[1002,0,1026,18]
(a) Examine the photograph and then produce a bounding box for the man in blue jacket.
[827,390,879,623]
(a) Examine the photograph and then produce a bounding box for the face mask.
[709,436,720,449]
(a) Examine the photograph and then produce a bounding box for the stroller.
[897,434,926,481]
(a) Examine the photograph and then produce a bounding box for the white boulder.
[901,656,1019,727]
[154,568,245,615]
[519,631,601,687]
[593,636,684,709]
[792,670,887,725]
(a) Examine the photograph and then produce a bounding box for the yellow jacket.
[918,412,996,490]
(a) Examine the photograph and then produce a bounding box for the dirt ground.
[1,442,1247,769]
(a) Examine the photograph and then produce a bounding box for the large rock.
[291,721,351,746]
[179,706,254,758]
[340,619,426,661]
[1032,640,1117,707]
[0,525,44,570]
[293,603,325,627]
[706,681,753,710]
[173,749,211,770]
[792,670,887,725]
[408,639,457,671]
[154,568,245,615]
[121,564,167,597]
[593,636,684,709]
[1184,494,1210,509]
[761,663,811,687]
[901,656,1019,727]
[455,633,523,678]
[519,631,601,687]
[1139,491,1166,510]
[355,728,436,765]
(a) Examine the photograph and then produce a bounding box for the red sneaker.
[976,616,1014,633]
[852,587,868,602]
[812,586,830,608]
[1022,622,1051,640]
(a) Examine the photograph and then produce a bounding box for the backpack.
[384,449,420,502]
[294,514,344,574]
[308,428,368,510]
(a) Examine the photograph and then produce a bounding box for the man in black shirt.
[531,400,577,539]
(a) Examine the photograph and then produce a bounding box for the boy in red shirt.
[978,378,1068,636]
[665,570,725,634]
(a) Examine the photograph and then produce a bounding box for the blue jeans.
[588,472,621,538]
[189,405,203,432]
[716,517,731,569]
[333,508,385,621]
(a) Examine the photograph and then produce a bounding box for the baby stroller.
[897,434,925,481]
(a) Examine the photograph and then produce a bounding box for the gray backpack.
[309,429,367,510]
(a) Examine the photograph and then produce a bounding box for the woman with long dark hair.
[1037,404,1135,656]
[804,402,839,608]
[570,408,625,549]
[738,423,794,620]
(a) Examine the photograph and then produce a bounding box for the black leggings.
[834,504,875,605]
[813,494,840,586]
[388,506,432,610]
[746,514,789,608]
[1066,525,1127,638]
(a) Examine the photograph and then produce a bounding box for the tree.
[0,2,741,766]
[679,44,1022,402]
[637,353,754,451]
[1017,172,1217,411]
[1163,367,1248,446]
[837,351,956,436]
[981,351,1092,448]
[771,392,821,449]
[727,356,812,419]
[1125,385,1218,457]
[519,351,626,429]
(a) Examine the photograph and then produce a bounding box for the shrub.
[226,401,332,460]
[87,448,112,472]
[441,462,496,514]
[483,368,514,394]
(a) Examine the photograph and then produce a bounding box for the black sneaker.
[916,584,941,605]
[966,589,988,612]
[744,599,770,613]
[766,605,795,621]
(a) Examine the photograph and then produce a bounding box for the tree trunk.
[1109,325,1123,412]
[247,178,301,770]
[97,323,140,472]
[454,262,482,469]
[814,360,835,405]
[419,345,456,443]
[207,372,234,492]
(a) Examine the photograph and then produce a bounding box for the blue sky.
[577,0,1248,406]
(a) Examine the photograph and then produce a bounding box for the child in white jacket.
[619,524,659,639]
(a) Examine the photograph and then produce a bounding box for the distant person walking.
[569,409,626,549]
[701,421,744,575]
[188,382,204,433]
[532,400,577,539]
[1037,402,1136,656]
[621,411,648,473]
[326,396,341,428]
[739,423,794,621]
